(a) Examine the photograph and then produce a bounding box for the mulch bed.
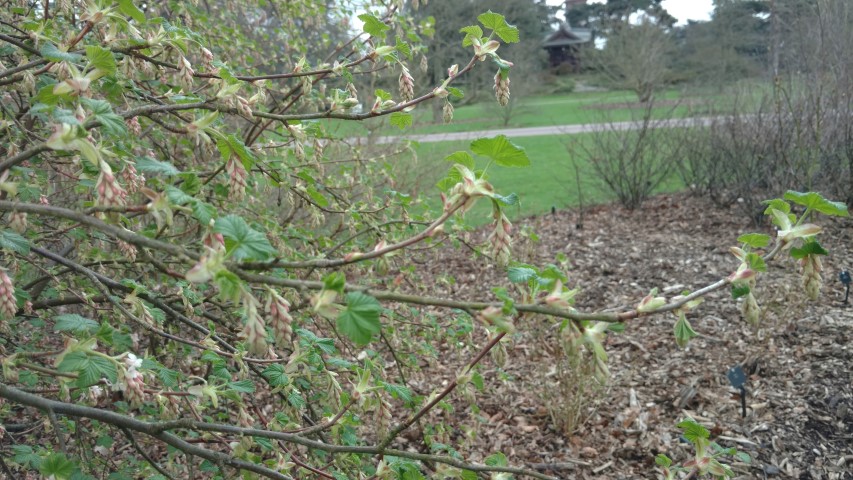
[399,192,852,480]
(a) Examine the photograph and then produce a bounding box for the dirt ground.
[403,192,852,479]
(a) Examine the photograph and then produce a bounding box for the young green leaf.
[390,112,413,129]
[136,156,181,176]
[784,191,849,217]
[790,239,829,259]
[470,135,530,167]
[673,315,697,348]
[117,0,146,22]
[677,418,710,442]
[228,379,256,393]
[507,266,538,283]
[262,364,289,387]
[737,233,770,249]
[477,11,520,43]
[336,292,382,345]
[40,43,81,62]
[0,230,30,254]
[85,45,117,75]
[444,151,475,170]
[214,215,277,261]
[731,284,750,299]
[39,453,76,480]
[54,314,99,334]
[358,13,390,38]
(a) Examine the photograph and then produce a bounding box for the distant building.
[543,22,593,71]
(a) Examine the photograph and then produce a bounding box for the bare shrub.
[568,100,684,210]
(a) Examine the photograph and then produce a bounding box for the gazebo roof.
[543,22,593,48]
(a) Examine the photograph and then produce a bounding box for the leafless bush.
[568,100,684,210]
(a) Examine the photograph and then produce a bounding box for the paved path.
[353,116,720,145]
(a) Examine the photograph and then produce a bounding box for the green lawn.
[398,133,685,225]
[321,89,705,139]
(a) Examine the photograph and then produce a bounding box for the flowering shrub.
[0,2,847,480]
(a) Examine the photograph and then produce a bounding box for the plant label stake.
[727,365,747,418]
[840,270,851,304]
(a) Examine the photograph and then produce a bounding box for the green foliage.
[336,292,382,345]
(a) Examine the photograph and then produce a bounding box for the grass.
[397,133,685,225]
[321,88,705,139]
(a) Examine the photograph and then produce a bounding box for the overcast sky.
[548,0,714,25]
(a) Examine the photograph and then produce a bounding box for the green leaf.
[323,272,346,293]
[117,0,146,23]
[607,323,626,333]
[470,135,530,167]
[382,382,413,402]
[673,316,697,349]
[336,292,382,345]
[655,454,672,468]
[261,364,289,386]
[471,371,484,391]
[165,185,194,205]
[358,13,390,38]
[444,151,474,170]
[763,198,790,214]
[39,453,76,480]
[492,192,518,206]
[784,191,849,217]
[214,270,243,303]
[446,86,464,98]
[484,452,508,467]
[77,355,117,388]
[40,43,81,62]
[81,98,126,136]
[735,451,752,463]
[0,230,30,254]
[214,215,277,261]
[731,284,750,299]
[228,379,255,393]
[54,314,99,334]
[790,239,829,259]
[374,89,392,101]
[459,25,483,47]
[677,418,710,442]
[191,200,217,225]
[507,266,537,283]
[85,45,116,75]
[57,352,89,373]
[745,252,766,272]
[477,11,520,43]
[395,39,412,59]
[389,112,413,130]
[305,185,329,207]
[136,156,181,176]
[737,233,770,249]
[287,390,306,408]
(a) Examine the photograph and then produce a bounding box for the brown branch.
[0,383,557,480]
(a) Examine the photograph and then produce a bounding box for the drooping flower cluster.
[8,211,26,234]
[488,210,512,266]
[118,353,146,409]
[178,56,194,92]
[265,289,293,347]
[0,269,17,329]
[494,70,510,106]
[801,254,823,301]
[95,161,127,210]
[398,66,414,102]
[121,162,145,194]
[240,293,268,357]
[442,101,454,124]
[225,155,248,201]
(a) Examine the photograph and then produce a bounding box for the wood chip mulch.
[398,192,852,480]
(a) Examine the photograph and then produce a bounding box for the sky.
[548,0,714,25]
